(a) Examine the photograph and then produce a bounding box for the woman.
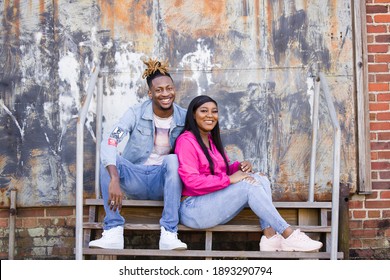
[174,95,322,252]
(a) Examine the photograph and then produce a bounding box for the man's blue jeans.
[100,154,182,233]
[179,173,290,234]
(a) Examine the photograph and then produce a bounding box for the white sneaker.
[259,234,283,251]
[281,229,323,252]
[159,226,187,250]
[89,226,124,249]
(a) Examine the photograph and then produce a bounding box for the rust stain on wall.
[99,0,154,38]
[162,0,229,37]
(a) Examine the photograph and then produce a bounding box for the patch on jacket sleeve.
[108,138,118,147]
[108,127,125,146]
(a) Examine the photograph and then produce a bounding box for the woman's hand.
[229,170,255,184]
[240,160,253,173]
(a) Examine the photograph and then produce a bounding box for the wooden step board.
[85,199,333,209]
[83,248,344,259]
[84,222,331,233]
[83,198,342,259]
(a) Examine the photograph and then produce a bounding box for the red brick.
[38,218,55,227]
[376,74,390,82]
[0,209,10,218]
[367,25,388,33]
[361,238,388,248]
[378,149,390,159]
[349,238,363,249]
[369,74,376,83]
[384,210,390,218]
[365,200,390,208]
[375,34,390,42]
[372,161,390,170]
[372,181,390,189]
[22,218,39,228]
[371,142,390,150]
[17,208,45,218]
[366,191,379,199]
[374,14,390,23]
[377,112,390,120]
[378,132,390,140]
[370,122,390,130]
[15,219,23,228]
[369,82,389,91]
[367,15,374,24]
[46,207,74,217]
[379,171,390,179]
[350,229,378,238]
[376,54,390,62]
[368,63,389,72]
[66,217,76,227]
[363,219,385,228]
[377,93,390,101]
[368,44,389,53]
[0,219,9,227]
[366,5,388,13]
[368,210,381,218]
[349,200,364,209]
[380,190,390,198]
[349,220,363,229]
[353,210,367,219]
[369,102,389,111]
[372,171,378,179]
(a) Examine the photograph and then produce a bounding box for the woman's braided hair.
[141,57,172,88]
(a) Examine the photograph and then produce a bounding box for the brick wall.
[348,0,390,260]
[0,207,76,259]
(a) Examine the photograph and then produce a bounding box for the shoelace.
[294,231,311,241]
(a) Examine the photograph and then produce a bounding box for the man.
[89,58,187,250]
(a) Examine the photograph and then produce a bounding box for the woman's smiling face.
[194,101,218,134]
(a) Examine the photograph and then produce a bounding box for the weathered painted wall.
[0,0,355,207]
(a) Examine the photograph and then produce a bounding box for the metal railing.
[318,72,341,260]
[75,70,341,260]
[308,73,341,260]
[75,63,102,260]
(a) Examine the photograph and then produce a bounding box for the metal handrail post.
[309,77,320,202]
[75,64,101,260]
[95,76,104,199]
[319,72,341,260]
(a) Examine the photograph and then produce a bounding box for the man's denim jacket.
[101,99,187,167]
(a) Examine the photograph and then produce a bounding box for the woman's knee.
[163,154,179,170]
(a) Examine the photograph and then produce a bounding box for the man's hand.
[106,165,123,212]
[108,178,123,212]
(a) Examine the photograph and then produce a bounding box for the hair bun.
[142,57,169,79]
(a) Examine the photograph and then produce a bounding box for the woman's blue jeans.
[100,154,182,233]
[179,173,290,234]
